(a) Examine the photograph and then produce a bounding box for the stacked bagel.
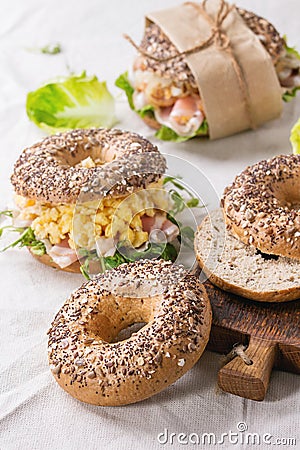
[11,128,179,272]
[195,154,300,302]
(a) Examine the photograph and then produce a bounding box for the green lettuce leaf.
[116,71,209,140]
[115,71,135,110]
[283,87,300,102]
[26,71,116,133]
[155,120,209,142]
[283,35,300,60]
[138,104,155,118]
[115,71,154,118]
[282,36,300,102]
[290,118,300,154]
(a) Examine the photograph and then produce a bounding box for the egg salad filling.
[14,180,170,250]
[1,173,199,275]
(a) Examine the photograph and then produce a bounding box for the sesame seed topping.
[48,259,210,405]
[11,128,166,205]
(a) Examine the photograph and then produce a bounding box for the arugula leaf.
[163,176,185,189]
[160,242,178,261]
[186,198,200,208]
[118,241,178,263]
[165,213,195,249]
[103,251,127,269]
[26,71,116,133]
[169,190,186,215]
[155,120,209,142]
[290,117,300,154]
[79,241,178,278]
[163,175,202,217]
[179,226,195,249]
[0,210,13,218]
[1,226,46,255]
[80,264,91,280]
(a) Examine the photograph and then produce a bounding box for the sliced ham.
[155,95,204,137]
[141,214,179,243]
[141,214,166,233]
[162,220,180,242]
[96,237,116,257]
[48,240,78,269]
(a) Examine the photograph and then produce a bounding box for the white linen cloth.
[0,0,299,449]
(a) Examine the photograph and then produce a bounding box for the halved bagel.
[195,209,300,302]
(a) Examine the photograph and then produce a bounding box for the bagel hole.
[273,181,300,210]
[111,322,147,343]
[56,145,117,167]
[256,249,279,261]
[85,295,156,343]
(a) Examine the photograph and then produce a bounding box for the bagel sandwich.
[2,128,198,275]
[116,6,300,141]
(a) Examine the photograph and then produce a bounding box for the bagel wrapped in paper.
[116,0,300,141]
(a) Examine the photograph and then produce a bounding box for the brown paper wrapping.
[146,0,283,140]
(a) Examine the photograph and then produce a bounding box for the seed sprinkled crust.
[11,128,166,205]
[195,209,300,302]
[138,8,284,88]
[222,154,300,260]
[47,259,212,406]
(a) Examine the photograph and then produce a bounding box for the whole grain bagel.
[48,259,212,406]
[222,154,300,260]
[195,209,300,302]
[139,8,284,90]
[11,128,166,205]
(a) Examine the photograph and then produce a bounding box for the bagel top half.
[139,7,284,91]
[11,128,166,205]
[222,154,300,261]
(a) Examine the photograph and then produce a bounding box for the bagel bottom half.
[29,250,81,273]
[195,209,300,302]
[142,114,161,130]
[48,259,212,406]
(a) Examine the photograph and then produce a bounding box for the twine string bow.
[124,0,256,129]
[124,0,233,62]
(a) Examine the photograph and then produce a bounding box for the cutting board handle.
[218,336,277,401]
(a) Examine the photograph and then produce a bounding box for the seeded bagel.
[136,6,286,131]
[139,8,284,91]
[11,128,166,205]
[48,259,212,406]
[195,209,300,302]
[222,154,300,261]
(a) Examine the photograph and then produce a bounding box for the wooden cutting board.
[204,281,300,401]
